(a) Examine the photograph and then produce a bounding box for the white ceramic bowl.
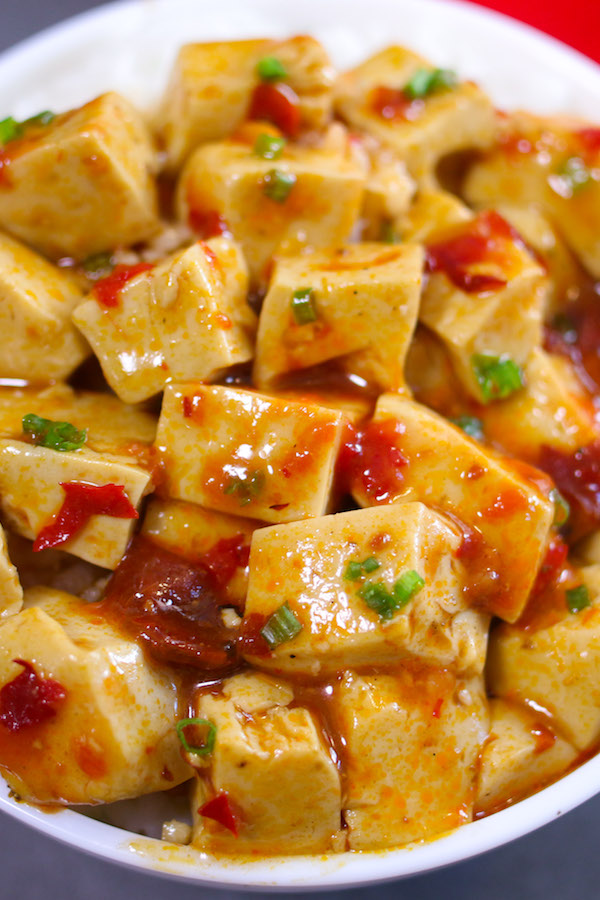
[1,0,599,889]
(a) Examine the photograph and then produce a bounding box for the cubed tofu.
[0,93,160,260]
[487,564,600,750]
[158,37,335,171]
[73,238,254,404]
[419,211,548,402]
[155,383,346,523]
[360,152,416,239]
[353,395,554,622]
[253,242,423,391]
[398,188,472,243]
[335,46,495,181]
[0,587,189,805]
[475,699,577,816]
[0,231,89,380]
[0,523,23,618]
[405,325,470,416]
[331,668,488,849]
[176,139,365,282]
[271,386,373,425]
[479,348,597,461]
[142,498,261,606]
[0,383,157,459]
[190,672,342,854]
[243,502,489,675]
[0,440,151,569]
[464,114,600,278]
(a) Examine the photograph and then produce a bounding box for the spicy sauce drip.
[337,419,407,503]
[188,208,231,240]
[92,263,154,308]
[425,210,527,293]
[33,482,139,552]
[96,535,242,673]
[0,660,67,732]
[544,279,600,394]
[538,442,600,526]
[516,535,574,632]
[247,82,301,137]
[370,86,424,122]
[198,792,240,836]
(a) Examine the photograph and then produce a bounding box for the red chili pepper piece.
[92,263,154,308]
[33,481,138,552]
[199,792,239,837]
[0,659,67,732]
[248,82,301,138]
[370,86,417,121]
[188,209,231,240]
[201,535,250,591]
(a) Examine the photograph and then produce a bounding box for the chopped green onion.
[260,602,303,649]
[223,469,265,506]
[82,251,114,280]
[0,117,23,145]
[565,584,590,614]
[262,168,296,203]
[291,287,317,325]
[404,67,457,100]
[344,556,381,580]
[472,353,524,403]
[256,56,288,82]
[253,132,286,160]
[380,220,400,244]
[451,415,484,441]
[393,570,425,608]
[22,110,56,128]
[557,156,591,195]
[550,487,570,528]
[22,413,87,452]
[175,718,217,756]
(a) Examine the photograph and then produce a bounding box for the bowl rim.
[1,0,600,889]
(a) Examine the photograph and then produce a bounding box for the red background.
[467,0,600,63]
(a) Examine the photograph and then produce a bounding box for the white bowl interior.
[1,0,600,888]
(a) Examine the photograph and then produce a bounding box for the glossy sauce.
[369,86,424,122]
[0,660,66,732]
[247,82,301,137]
[338,419,408,503]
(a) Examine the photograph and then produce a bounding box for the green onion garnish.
[472,353,524,403]
[0,117,23,145]
[359,570,425,620]
[223,469,265,506]
[380,220,400,244]
[262,168,296,203]
[550,487,570,528]
[451,415,484,441]
[556,156,591,195]
[82,251,115,280]
[175,718,217,756]
[260,602,303,649]
[256,56,288,82]
[22,110,56,128]
[22,413,87,452]
[565,584,590,614]
[291,288,317,325]
[253,133,286,160]
[344,556,381,580]
[404,67,457,100]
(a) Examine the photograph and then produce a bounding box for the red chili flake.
[199,792,239,837]
[33,481,138,552]
[92,263,154,308]
[188,208,231,239]
[425,210,530,293]
[248,82,301,138]
[338,419,407,503]
[431,697,443,719]
[0,659,66,732]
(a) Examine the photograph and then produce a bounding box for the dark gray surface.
[0,1,598,897]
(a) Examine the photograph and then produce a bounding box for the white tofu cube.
[331,669,488,849]
[158,37,335,170]
[398,188,472,242]
[242,502,489,675]
[0,523,23,618]
[176,139,365,282]
[0,440,151,569]
[487,564,600,750]
[0,231,89,380]
[253,242,423,391]
[190,672,342,854]
[351,394,554,622]
[335,46,495,181]
[155,384,346,523]
[0,93,160,260]
[476,698,577,815]
[0,587,189,805]
[73,238,254,404]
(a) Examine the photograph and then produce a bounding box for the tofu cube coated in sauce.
[73,238,254,404]
[0,523,23,618]
[242,502,489,675]
[0,93,160,260]
[0,587,190,805]
[253,242,423,391]
[155,384,346,523]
